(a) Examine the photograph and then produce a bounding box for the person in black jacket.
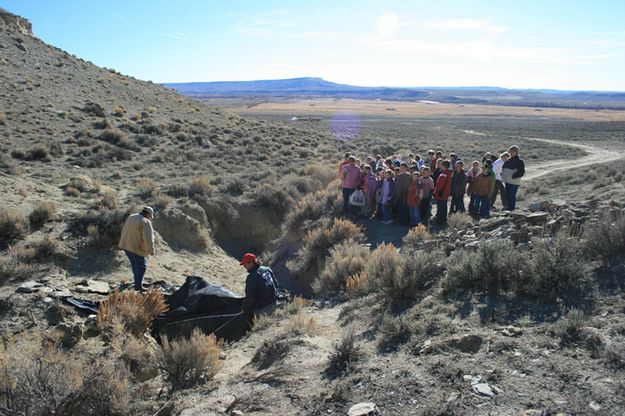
[239,253,278,325]
[501,145,526,211]
[450,161,468,214]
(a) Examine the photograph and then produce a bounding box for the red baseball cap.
[240,253,257,265]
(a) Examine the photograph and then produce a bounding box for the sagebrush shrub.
[313,240,369,296]
[553,309,586,345]
[97,290,168,337]
[288,218,364,285]
[254,183,294,218]
[447,212,473,232]
[378,313,412,350]
[526,234,591,297]
[158,330,223,391]
[0,208,29,246]
[585,214,625,261]
[284,188,342,234]
[28,201,56,226]
[402,224,432,251]
[136,179,158,198]
[346,272,370,298]
[188,176,212,198]
[0,338,132,416]
[443,239,525,294]
[71,206,135,250]
[327,328,361,375]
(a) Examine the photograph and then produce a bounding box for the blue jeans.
[381,203,391,222]
[505,183,519,211]
[124,250,147,289]
[342,188,355,214]
[474,195,491,218]
[409,205,421,226]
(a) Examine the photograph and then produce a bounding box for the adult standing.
[492,152,509,210]
[502,145,525,211]
[119,206,155,291]
[362,165,378,218]
[450,161,467,214]
[394,162,411,225]
[419,166,434,226]
[340,156,362,215]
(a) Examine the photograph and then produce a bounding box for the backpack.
[349,189,366,206]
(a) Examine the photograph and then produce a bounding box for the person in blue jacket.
[239,253,278,325]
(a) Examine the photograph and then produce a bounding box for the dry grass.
[97,290,168,337]
[284,312,319,336]
[553,309,587,345]
[281,296,310,315]
[28,201,57,226]
[233,98,625,122]
[346,272,370,298]
[158,330,223,392]
[11,144,52,161]
[447,212,473,232]
[0,208,29,246]
[0,111,6,125]
[95,190,119,210]
[252,339,291,369]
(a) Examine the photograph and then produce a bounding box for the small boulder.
[526,212,549,225]
[75,279,110,295]
[448,335,483,354]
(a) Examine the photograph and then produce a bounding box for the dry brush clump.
[283,187,342,235]
[0,337,133,416]
[28,201,57,227]
[313,240,370,296]
[158,330,223,392]
[287,218,364,286]
[0,208,29,247]
[97,290,168,338]
[402,224,432,251]
[444,233,592,299]
[367,243,441,309]
[327,328,361,375]
[11,143,52,162]
[71,206,135,249]
[585,213,625,261]
[552,309,587,345]
[283,312,319,337]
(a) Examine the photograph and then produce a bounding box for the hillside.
[1,8,625,416]
[166,77,625,109]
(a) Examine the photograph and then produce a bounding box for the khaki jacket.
[118,213,155,257]
[474,172,495,198]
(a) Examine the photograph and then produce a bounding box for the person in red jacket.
[433,160,452,226]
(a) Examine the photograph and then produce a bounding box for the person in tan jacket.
[473,164,495,218]
[119,206,155,291]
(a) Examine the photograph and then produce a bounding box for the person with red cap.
[239,253,278,325]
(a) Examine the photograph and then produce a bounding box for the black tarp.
[153,276,248,342]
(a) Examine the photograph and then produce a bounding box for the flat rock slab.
[527,212,549,224]
[348,402,379,416]
[472,383,495,397]
[17,281,45,293]
[74,279,110,295]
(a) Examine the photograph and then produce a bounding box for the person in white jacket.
[491,152,510,210]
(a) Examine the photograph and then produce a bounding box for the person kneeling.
[239,253,278,327]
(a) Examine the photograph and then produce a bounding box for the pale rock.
[472,383,495,397]
[347,402,378,416]
[75,279,110,295]
[17,281,44,293]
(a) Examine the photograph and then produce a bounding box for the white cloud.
[158,31,191,42]
[233,10,299,36]
[295,31,340,39]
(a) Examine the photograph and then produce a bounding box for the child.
[450,160,467,214]
[473,163,495,218]
[466,160,480,215]
[418,166,435,226]
[362,165,378,218]
[380,170,395,224]
[433,160,453,226]
[407,171,421,226]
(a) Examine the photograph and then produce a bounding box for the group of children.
[339,146,526,227]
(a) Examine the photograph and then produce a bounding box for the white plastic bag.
[349,189,366,207]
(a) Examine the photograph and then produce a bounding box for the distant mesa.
[166,77,625,110]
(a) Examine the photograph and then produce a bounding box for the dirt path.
[516,136,625,181]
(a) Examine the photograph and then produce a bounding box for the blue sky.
[2,0,625,90]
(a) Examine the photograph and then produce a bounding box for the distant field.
[206,98,625,122]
